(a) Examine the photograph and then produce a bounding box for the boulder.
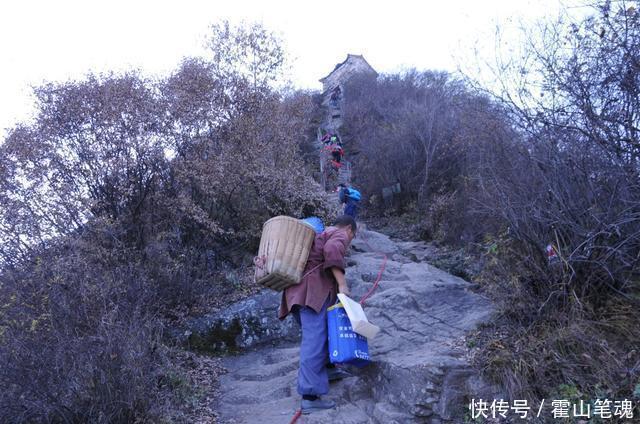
[174,290,299,353]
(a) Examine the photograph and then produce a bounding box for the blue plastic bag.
[327,302,371,367]
[301,216,324,234]
[347,188,361,201]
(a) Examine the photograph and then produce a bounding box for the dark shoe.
[301,397,336,414]
[328,367,353,381]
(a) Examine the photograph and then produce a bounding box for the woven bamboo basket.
[254,216,316,291]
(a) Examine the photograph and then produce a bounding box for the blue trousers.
[344,200,358,220]
[292,297,330,396]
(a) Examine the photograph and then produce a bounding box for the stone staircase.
[214,229,502,423]
[338,160,352,186]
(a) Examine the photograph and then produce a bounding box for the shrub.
[0,21,331,421]
[471,1,640,401]
[342,70,513,243]
[0,227,173,423]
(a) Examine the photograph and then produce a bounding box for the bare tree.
[0,21,334,423]
[342,70,511,242]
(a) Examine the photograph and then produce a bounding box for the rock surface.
[175,290,299,353]
[215,229,501,423]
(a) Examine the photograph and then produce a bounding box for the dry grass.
[473,284,640,409]
[163,349,226,424]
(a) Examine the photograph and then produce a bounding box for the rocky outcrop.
[214,229,502,423]
[174,290,299,353]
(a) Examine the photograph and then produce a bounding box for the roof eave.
[319,54,377,84]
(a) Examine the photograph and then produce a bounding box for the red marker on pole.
[546,244,559,263]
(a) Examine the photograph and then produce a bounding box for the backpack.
[346,188,361,201]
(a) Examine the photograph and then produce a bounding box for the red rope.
[289,408,302,424]
[358,229,387,306]
[359,253,387,306]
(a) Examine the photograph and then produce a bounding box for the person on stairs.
[279,215,357,414]
[338,184,361,220]
[330,143,344,168]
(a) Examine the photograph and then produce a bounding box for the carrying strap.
[253,254,323,281]
[301,262,323,280]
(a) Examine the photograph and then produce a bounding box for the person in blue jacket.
[337,184,361,220]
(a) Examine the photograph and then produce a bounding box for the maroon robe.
[278,226,350,319]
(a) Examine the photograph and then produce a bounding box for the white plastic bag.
[337,293,380,339]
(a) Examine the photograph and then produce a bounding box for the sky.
[0,0,581,136]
